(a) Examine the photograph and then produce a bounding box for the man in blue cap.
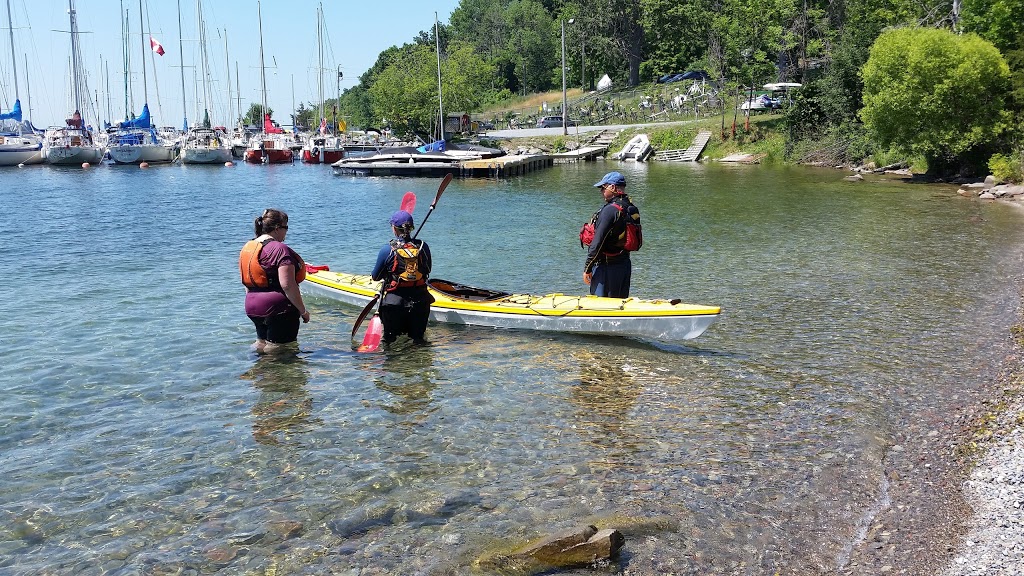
[582,171,641,298]
[371,210,434,344]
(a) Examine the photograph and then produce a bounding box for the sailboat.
[179,0,231,164]
[244,0,292,164]
[107,0,178,165]
[300,4,343,164]
[44,0,103,166]
[0,0,43,166]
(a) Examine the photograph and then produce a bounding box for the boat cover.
[417,140,447,153]
[263,114,284,134]
[120,104,152,129]
[0,99,22,122]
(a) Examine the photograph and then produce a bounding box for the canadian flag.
[150,36,165,56]
[319,117,327,135]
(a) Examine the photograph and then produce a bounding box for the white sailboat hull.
[109,143,177,164]
[181,146,232,164]
[46,145,103,165]
[0,140,44,166]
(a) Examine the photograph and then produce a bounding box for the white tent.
[597,74,613,90]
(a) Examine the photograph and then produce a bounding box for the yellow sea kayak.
[302,269,720,341]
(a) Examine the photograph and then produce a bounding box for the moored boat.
[180,127,232,164]
[245,3,292,164]
[301,134,344,164]
[45,2,103,166]
[612,133,652,161]
[1,2,43,166]
[301,268,720,341]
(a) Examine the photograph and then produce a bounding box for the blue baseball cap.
[389,210,414,228]
[594,171,626,187]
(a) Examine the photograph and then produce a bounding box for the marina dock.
[331,145,607,178]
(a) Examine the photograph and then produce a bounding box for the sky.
[1,0,460,128]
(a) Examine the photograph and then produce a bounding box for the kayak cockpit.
[429,278,511,302]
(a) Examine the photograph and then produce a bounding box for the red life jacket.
[579,198,642,253]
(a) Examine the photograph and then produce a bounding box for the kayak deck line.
[302,268,720,340]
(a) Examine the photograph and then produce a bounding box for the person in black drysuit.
[371,210,434,344]
[583,171,637,298]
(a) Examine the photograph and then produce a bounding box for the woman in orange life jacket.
[583,171,636,298]
[370,210,434,345]
[240,209,310,353]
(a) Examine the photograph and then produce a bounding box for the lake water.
[1,159,1022,575]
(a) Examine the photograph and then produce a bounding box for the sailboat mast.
[121,1,129,118]
[25,53,31,121]
[176,0,186,128]
[257,0,266,124]
[105,58,111,123]
[317,4,323,128]
[5,0,18,98]
[197,0,212,124]
[69,0,81,112]
[138,0,148,104]
[224,29,232,128]
[435,11,443,142]
[235,61,240,125]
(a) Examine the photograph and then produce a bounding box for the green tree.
[961,0,1024,52]
[503,0,557,94]
[639,0,713,80]
[293,102,315,130]
[368,41,498,136]
[861,27,1012,175]
[242,103,272,126]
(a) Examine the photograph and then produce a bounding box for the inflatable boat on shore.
[301,268,720,341]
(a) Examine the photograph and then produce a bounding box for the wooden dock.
[552,146,607,163]
[331,147,608,178]
[460,154,553,177]
[654,130,712,162]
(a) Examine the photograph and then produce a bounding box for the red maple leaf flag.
[150,36,165,56]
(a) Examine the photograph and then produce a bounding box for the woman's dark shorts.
[249,308,300,344]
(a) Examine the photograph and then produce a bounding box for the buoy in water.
[224,161,234,167]
[140,162,150,168]
[81,162,90,169]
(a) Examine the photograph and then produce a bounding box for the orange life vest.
[239,236,306,290]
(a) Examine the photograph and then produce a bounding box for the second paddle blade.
[356,315,384,352]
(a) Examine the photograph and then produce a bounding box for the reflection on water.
[240,354,321,445]
[375,343,439,419]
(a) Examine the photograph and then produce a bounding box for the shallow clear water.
[1,160,1022,575]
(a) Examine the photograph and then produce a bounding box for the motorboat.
[301,268,720,342]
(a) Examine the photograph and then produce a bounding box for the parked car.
[536,116,578,128]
